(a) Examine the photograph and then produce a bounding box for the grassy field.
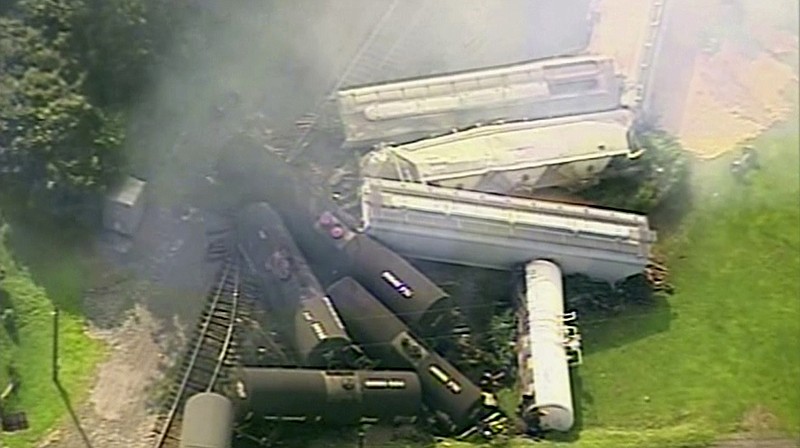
[0,221,106,448]
[492,118,799,448]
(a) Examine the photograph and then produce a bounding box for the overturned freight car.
[326,277,493,436]
[234,368,421,425]
[516,260,582,432]
[360,178,656,282]
[337,54,623,148]
[360,108,637,195]
[236,202,362,368]
[219,141,455,338]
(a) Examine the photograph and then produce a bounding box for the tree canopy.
[578,128,690,214]
[0,0,182,223]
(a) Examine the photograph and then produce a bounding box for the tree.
[579,129,689,213]
[0,16,123,222]
[16,0,191,108]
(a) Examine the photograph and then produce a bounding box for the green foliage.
[481,308,517,375]
[0,222,106,448]
[564,273,657,316]
[581,129,689,213]
[0,16,123,222]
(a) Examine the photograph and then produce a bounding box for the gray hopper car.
[179,392,233,448]
[326,277,486,435]
[237,202,357,368]
[235,368,421,425]
[337,54,623,148]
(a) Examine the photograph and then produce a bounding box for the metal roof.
[106,176,146,207]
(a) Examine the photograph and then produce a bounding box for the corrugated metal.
[361,178,655,281]
[337,55,622,147]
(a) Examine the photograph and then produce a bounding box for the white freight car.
[360,178,656,282]
[337,54,623,148]
[360,108,636,195]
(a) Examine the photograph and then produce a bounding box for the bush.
[580,129,689,213]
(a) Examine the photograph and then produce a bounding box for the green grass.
[0,222,106,448]
[558,121,799,446]
[442,119,800,448]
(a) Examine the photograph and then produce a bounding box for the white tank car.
[519,260,577,432]
[179,392,234,448]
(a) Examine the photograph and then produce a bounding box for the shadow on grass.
[648,165,695,238]
[537,296,672,443]
[55,379,94,448]
[3,211,142,331]
[580,293,673,357]
[545,371,590,443]
[3,215,92,317]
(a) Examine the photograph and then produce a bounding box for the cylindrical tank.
[326,277,484,435]
[235,368,421,424]
[340,233,454,337]
[179,392,233,448]
[236,202,353,367]
[219,141,453,338]
[520,260,574,432]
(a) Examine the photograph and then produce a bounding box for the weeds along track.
[150,257,245,448]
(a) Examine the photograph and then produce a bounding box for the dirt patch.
[713,434,800,448]
[739,405,781,433]
[38,306,168,448]
[88,305,164,422]
[674,1,798,158]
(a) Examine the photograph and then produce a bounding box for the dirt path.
[713,435,800,448]
[650,0,798,158]
[37,305,167,448]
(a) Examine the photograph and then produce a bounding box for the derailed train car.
[516,260,582,432]
[236,202,359,368]
[360,108,637,195]
[219,140,454,338]
[337,54,623,148]
[234,368,421,425]
[180,392,234,448]
[326,277,489,435]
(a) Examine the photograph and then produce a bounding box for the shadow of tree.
[579,294,674,357]
[3,216,92,317]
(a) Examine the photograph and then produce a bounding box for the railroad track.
[150,258,244,448]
